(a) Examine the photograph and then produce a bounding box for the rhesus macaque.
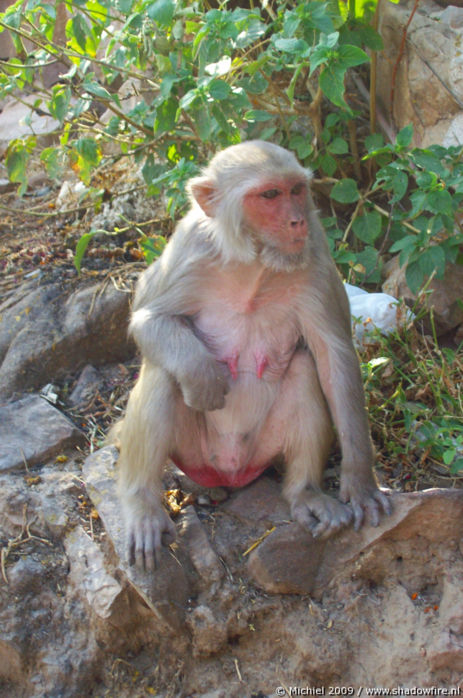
[117,140,390,569]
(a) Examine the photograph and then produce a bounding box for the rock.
[248,489,463,598]
[187,605,228,657]
[0,282,62,364]
[0,638,23,685]
[65,526,123,620]
[427,631,463,672]
[247,523,326,594]
[377,0,463,146]
[0,394,84,472]
[178,506,224,585]
[223,475,289,524]
[82,446,190,633]
[0,96,60,158]
[56,180,88,211]
[0,280,134,398]
[68,364,103,407]
[383,256,463,336]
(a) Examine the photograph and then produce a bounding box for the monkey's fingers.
[375,489,392,515]
[352,489,392,531]
[351,502,364,532]
[311,504,353,539]
[128,533,136,567]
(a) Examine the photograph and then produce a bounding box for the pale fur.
[117,140,390,568]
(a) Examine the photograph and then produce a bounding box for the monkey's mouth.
[289,237,307,248]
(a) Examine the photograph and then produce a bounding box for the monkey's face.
[242,178,309,255]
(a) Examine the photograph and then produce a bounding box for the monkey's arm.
[301,270,391,528]
[129,230,229,412]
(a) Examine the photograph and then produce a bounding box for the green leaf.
[83,80,113,101]
[74,232,96,273]
[71,15,89,51]
[423,245,446,277]
[396,124,413,148]
[116,0,133,13]
[139,234,166,265]
[426,189,453,216]
[330,178,360,203]
[208,79,231,101]
[75,138,99,165]
[327,137,348,155]
[337,44,369,68]
[390,235,417,254]
[365,133,384,152]
[40,147,62,179]
[273,37,309,55]
[48,85,71,123]
[355,246,380,281]
[319,153,337,177]
[405,259,424,294]
[319,64,348,109]
[450,457,463,474]
[160,74,177,98]
[412,151,446,177]
[289,133,313,160]
[309,45,332,74]
[352,210,382,243]
[147,0,175,26]
[391,171,408,202]
[244,109,272,122]
[6,143,29,192]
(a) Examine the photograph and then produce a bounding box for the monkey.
[117,140,391,569]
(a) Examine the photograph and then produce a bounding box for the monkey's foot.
[290,489,353,539]
[124,502,177,571]
[340,478,392,531]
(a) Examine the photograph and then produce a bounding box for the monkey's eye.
[291,183,306,195]
[260,189,280,200]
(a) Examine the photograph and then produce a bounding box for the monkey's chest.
[196,302,300,382]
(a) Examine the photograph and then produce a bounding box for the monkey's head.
[187,141,314,269]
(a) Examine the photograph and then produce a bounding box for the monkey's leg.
[273,350,353,538]
[118,363,177,570]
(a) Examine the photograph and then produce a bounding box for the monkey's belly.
[171,458,269,488]
[174,375,283,488]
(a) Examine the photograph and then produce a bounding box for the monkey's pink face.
[242,178,309,253]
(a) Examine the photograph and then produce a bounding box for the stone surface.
[68,364,103,407]
[247,522,325,594]
[383,256,463,336]
[0,279,134,398]
[223,474,289,524]
[2,435,463,694]
[0,394,84,472]
[178,506,224,584]
[248,489,463,599]
[377,0,463,146]
[82,446,190,632]
[65,525,123,619]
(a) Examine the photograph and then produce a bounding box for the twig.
[390,0,420,120]
[1,505,52,584]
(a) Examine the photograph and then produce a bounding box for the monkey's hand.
[123,496,177,571]
[339,471,392,531]
[290,488,353,539]
[179,358,230,412]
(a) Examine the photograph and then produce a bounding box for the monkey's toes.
[126,511,176,571]
[291,492,353,539]
[351,489,392,531]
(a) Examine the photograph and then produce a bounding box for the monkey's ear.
[188,178,217,217]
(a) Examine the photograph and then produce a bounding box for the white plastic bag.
[344,283,413,346]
